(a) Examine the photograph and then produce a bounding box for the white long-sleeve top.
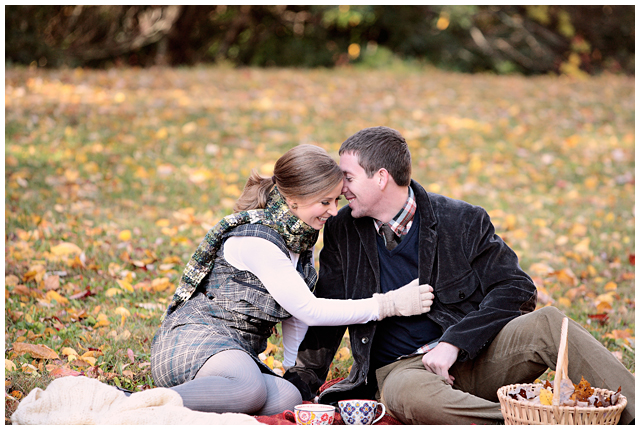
[223,235,380,367]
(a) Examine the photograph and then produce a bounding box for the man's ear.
[377,168,390,190]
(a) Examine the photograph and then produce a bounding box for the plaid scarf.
[163,186,319,318]
[374,186,416,238]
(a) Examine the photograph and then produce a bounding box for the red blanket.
[254,378,403,425]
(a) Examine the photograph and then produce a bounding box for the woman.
[151,144,432,415]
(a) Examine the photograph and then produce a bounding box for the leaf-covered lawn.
[5,66,634,421]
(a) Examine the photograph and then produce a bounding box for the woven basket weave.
[497,317,627,425]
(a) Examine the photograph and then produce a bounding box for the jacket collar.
[353,214,381,291]
[411,180,438,286]
[411,179,437,228]
[350,180,438,291]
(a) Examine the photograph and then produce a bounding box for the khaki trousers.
[375,307,635,425]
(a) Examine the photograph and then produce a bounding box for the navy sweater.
[370,209,442,370]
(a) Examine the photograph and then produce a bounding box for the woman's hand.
[374,279,434,319]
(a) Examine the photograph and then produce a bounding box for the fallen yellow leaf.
[115,306,131,326]
[116,330,131,341]
[5,274,20,286]
[264,355,275,369]
[573,238,591,255]
[569,223,587,236]
[118,230,132,241]
[605,329,633,341]
[262,341,279,355]
[151,277,171,292]
[21,363,40,375]
[156,127,168,139]
[335,346,351,362]
[114,307,131,317]
[50,242,83,256]
[5,359,17,371]
[554,268,578,287]
[596,301,613,313]
[105,287,122,297]
[44,274,60,291]
[80,356,97,366]
[596,292,615,305]
[529,262,554,275]
[61,347,79,357]
[23,265,46,283]
[155,219,170,227]
[94,314,111,328]
[45,290,69,306]
[540,388,553,405]
[12,342,60,360]
[116,279,134,292]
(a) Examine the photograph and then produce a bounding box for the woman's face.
[288,180,343,230]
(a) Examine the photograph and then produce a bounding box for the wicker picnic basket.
[497,317,627,425]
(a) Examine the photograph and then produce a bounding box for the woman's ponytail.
[233,170,274,212]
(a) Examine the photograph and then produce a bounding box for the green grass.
[5,66,634,422]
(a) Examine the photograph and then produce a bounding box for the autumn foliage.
[4,66,634,421]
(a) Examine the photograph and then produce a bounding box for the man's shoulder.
[411,181,487,224]
[425,192,481,213]
[412,179,477,207]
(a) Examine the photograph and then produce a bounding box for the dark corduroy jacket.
[284,180,537,403]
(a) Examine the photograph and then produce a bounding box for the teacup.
[283,404,336,425]
[338,399,386,425]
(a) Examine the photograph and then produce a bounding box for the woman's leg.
[168,349,302,415]
[169,349,267,414]
[255,373,303,416]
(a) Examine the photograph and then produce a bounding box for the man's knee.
[519,306,565,332]
[534,306,564,321]
[381,368,449,424]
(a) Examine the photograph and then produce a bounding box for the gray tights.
[169,349,302,415]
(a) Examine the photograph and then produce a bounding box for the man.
[284,126,635,424]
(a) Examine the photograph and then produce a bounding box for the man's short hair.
[339,126,411,187]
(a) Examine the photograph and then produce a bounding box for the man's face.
[339,152,380,219]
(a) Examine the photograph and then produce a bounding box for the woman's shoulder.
[226,224,289,254]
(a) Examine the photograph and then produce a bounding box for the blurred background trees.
[5,5,634,75]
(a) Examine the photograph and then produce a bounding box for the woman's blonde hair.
[233,144,343,212]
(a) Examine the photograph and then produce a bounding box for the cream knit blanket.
[11,376,264,425]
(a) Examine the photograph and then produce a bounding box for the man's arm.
[283,324,346,400]
[437,205,537,361]
[283,216,348,400]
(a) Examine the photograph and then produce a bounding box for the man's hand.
[421,342,460,385]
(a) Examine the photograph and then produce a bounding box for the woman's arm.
[224,236,380,326]
[281,316,308,368]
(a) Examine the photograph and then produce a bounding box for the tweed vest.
[203,223,316,324]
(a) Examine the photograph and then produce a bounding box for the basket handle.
[552,317,569,406]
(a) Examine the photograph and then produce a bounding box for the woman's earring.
[291,203,298,209]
